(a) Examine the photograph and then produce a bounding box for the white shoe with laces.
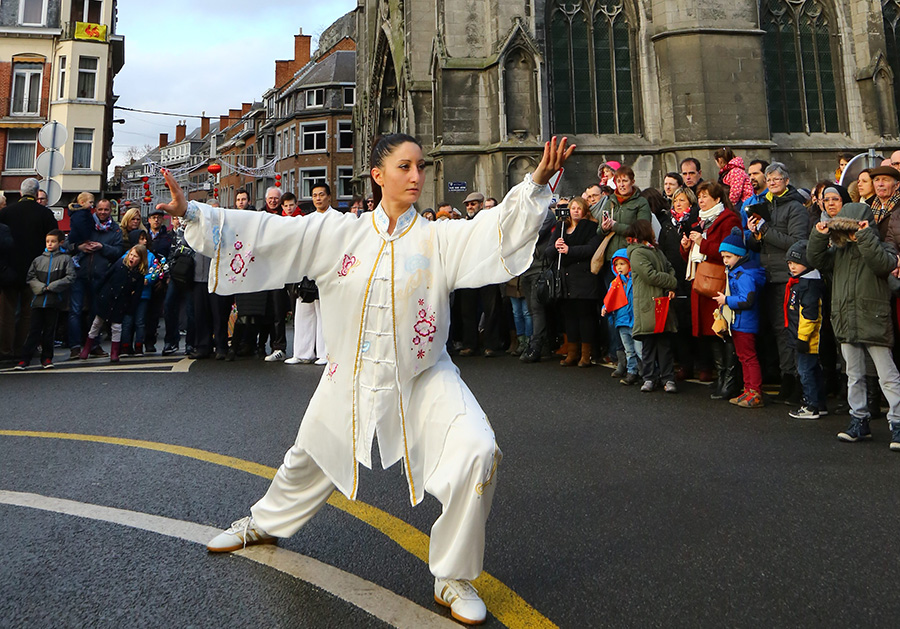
[206,516,276,553]
[434,578,487,625]
[264,350,286,362]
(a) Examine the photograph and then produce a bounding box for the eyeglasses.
[766,176,785,183]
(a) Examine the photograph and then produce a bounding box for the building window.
[338,121,353,151]
[547,0,636,135]
[761,0,840,134]
[20,0,47,26]
[77,57,99,99]
[6,129,38,170]
[301,122,327,152]
[306,88,324,108]
[338,167,353,198]
[11,63,43,115]
[343,87,356,106]
[884,0,900,129]
[71,0,103,23]
[72,128,93,169]
[300,168,327,198]
[290,126,296,156]
[57,56,66,100]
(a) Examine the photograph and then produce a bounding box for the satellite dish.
[39,121,67,150]
[40,179,62,206]
[36,150,64,178]
[840,152,885,187]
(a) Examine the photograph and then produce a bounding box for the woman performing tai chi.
[158,134,574,625]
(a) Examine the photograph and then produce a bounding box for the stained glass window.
[548,0,636,135]
[761,0,840,133]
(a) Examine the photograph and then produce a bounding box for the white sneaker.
[206,516,276,553]
[434,578,487,625]
[264,350,286,362]
[284,356,303,364]
[314,357,327,365]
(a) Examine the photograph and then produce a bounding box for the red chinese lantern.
[274,180,281,187]
[143,197,152,203]
[274,174,281,180]
[163,183,169,189]
[214,188,219,194]
[123,200,131,206]
[207,163,222,175]
[141,176,149,183]
[143,183,150,190]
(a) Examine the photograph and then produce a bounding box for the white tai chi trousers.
[250,415,500,581]
[292,298,326,361]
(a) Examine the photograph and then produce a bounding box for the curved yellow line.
[0,430,556,629]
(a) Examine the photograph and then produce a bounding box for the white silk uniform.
[183,175,550,579]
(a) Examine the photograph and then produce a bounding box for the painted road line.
[0,430,556,629]
[1,358,191,374]
[0,490,458,629]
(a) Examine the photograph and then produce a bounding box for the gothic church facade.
[355,0,900,207]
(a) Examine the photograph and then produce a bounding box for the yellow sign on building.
[74,22,107,42]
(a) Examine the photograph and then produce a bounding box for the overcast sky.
[110,0,356,171]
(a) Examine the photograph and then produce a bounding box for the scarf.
[698,202,725,224]
[784,276,800,327]
[93,214,114,232]
[615,191,634,205]
[685,203,724,280]
[871,191,900,224]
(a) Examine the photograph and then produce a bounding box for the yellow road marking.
[0,430,557,629]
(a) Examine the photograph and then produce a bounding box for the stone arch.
[502,46,539,140]
[508,155,537,189]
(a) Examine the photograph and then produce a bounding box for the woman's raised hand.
[155,169,187,218]
[533,136,576,186]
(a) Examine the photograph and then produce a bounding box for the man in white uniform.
[285,182,334,365]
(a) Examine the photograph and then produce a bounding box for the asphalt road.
[3,347,900,628]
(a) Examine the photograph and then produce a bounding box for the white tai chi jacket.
[183,175,551,505]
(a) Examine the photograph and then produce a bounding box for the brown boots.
[559,343,579,366]
[577,344,592,368]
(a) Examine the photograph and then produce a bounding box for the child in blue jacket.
[601,248,640,385]
[714,228,767,407]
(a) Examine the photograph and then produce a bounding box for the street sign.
[448,181,467,192]
[39,121,67,150]
[548,168,564,192]
[40,179,62,206]
[36,150,64,178]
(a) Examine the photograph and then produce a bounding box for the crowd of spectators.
[3,147,900,448]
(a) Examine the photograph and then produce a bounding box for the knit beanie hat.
[785,240,810,268]
[718,227,747,257]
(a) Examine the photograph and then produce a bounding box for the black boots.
[710,340,742,400]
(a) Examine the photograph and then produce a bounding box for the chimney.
[241,102,252,116]
[175,120,186,142]
[201,116,210,138]
[229,108,242,124]
[219,114,231,130]
[294,31,311,68]
[159,133,168,148]
[275,60,291,88]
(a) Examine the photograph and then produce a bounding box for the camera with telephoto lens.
[554,198,570,220]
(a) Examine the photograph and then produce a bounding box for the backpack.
[168,243,195,286]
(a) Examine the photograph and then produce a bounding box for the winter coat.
[654,209,690,295]
[746,186,811,284]
[523,207,556,277]
[546,219,602,300]
[605,272,634,329]
[148,225,173,260]
[0,222,15,287]
[785,269,825,354]
[681,209,741,336]
[26,249,75,310]
[719,157,754,208]
[0,197,58,283]
[94,259,144,323]
[807,203,897,347]
[74,223,125,283]
[597,192,652,265]
[627,242,678,336]
[723,257,766,334]
[125,250,158,300]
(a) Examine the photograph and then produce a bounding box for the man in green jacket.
[807,202,900,449]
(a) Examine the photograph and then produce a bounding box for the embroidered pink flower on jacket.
[230,254,245,275]
[411,302,437,359]
[338,253,360,277]
[234,241,243,250]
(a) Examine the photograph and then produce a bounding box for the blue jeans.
[796,351,826,410]
[122,299,150,345]
[68,276,96,349]
[618,326,639,375]
[509,296,532,337]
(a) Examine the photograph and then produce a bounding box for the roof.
[279,50,356,100]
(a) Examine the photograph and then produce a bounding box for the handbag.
[692,260,727,298]
[536,256,565,305]
[590,232,616,275]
